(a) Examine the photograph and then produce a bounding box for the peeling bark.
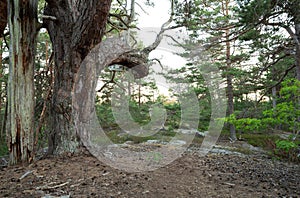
[7,0,37,165]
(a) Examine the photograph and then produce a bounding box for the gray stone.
[169,140,186,146]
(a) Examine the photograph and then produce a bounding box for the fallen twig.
[36,181,70,190]
[19,170,33,180]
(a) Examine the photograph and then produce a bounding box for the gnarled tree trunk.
[44,0,112,154]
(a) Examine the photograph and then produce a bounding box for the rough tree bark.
[44,0,172,154]
[44,0,113,154]
[7,0,37,165]
[0,0,7,36]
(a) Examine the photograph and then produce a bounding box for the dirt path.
[0,145,299,198]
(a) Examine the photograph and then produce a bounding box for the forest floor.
[0,137,299,198]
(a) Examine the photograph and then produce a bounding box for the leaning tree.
[44,0,174,154]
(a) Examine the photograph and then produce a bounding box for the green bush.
[226,79,300,134]
[275,140,299,162]
[275,140,297,152]
[225,114,264,133]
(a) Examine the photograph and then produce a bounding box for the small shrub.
[275,140,297,152]
[275,140,299,162]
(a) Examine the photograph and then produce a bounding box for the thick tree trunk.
[44,0,112,154]
[7,0,37,164]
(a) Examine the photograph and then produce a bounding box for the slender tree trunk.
[138,83,141,107]
[7,0,37,165]
[224,0,236,141]
[295,23,300,81]
[290,3,300,135]
[44,0,112,154]
[294,23,300,135]
[272,87,277,108]
[271,65,277,109]
[0,37,2,140]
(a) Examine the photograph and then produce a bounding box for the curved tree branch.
[108,0,178,78]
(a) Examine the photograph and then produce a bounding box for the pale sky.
[134,0,188,96]
[136,0,172,28]
[135,0,187,68]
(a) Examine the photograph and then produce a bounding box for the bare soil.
[0,142,299,198]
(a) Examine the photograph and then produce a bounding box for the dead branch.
[164,34,190,50]
[19,170,34,180]
[41,14,57,21]
[143,0,176,54]
[97,71,117,93]
[135,2,149,15]
[36,181,70,190]
[150,58,164,69]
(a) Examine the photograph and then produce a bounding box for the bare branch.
[107,0,179,78]
[256,64,296,104]
[128,0,135,24]
[107,20,129,32]
[143,0,178,54]
[150,58,164,69]
[284,26,300,47]
[259,54,291,75]
[135,2,149,15]
[36,181,70,190]
[109,14,131,29]
[164,34,188,49]
[41,14,57,21]
[97,71,117,93]
[116,0,127,11]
